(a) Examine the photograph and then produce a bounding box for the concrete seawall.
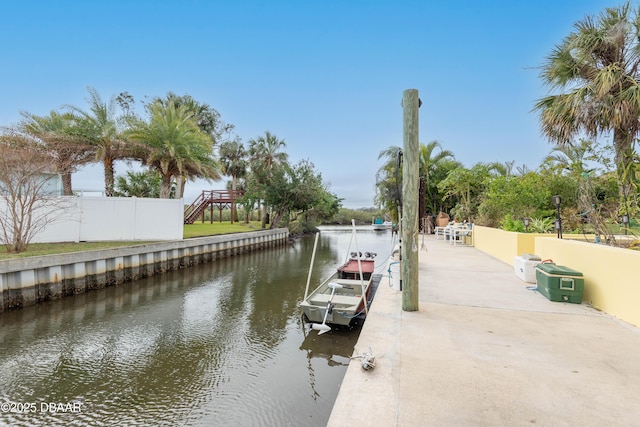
[0,228,289,312]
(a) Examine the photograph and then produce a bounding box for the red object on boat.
[338,259,374,280]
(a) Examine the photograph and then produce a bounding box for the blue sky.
[0,0,618,207]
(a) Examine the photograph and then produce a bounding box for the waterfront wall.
[534,237,640,328]
[0,228,289,312]
[473,225,542,265]
[472,225,640,327]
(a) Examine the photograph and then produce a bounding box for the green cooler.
[535,263,584,304]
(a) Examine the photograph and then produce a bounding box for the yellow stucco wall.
[473,226,640,327]
[534,238,640,327]
[473,226,548,266]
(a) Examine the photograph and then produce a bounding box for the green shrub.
[326,208,382,225]
[501,214,525,232]
[528,217,555,233]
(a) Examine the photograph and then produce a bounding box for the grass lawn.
[0,221,266,260]
[183,221,264,238]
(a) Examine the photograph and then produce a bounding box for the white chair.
[435,222,454,244]
[434,225,449,240]
[452,224,473,246]
[444,225,456,243]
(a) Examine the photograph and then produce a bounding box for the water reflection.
[0,227,394,426]
[300,327,358,367]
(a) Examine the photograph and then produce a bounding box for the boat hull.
[300,277,373,327]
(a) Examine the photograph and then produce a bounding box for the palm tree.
[248,131,288,228]
[219,138,248,222]
[375,146,403,222]
[377,144,460,224]
[125,102,220,198]
[114,170,162,198]
[65,87,128,196]
[486,161,514,178]
[534,2,640,212]
[150,92,233,197]
[419,141,455,219]
[150,92,234,143]
[485,161,532,178]
[18,110,95,195]
[542,139,595,178]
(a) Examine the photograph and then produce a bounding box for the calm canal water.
[0,226,395,427]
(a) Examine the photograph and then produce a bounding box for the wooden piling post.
[402,89,420,311]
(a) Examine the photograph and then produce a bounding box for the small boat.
[300,223,377,334]
[372,217,392,231]
[300,253,376,334]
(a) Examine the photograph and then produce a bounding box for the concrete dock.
[328,235,640,426]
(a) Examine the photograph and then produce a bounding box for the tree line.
[376,139,629,242]
[0,88,340,251]
[377,2,640,245]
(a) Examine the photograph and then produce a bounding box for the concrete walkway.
[328,235,640,426]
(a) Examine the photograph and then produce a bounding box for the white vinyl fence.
[1,196,184,243]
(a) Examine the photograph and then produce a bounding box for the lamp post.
[552,195,562,239]
[524,217,530,233]
[622,214,630,235]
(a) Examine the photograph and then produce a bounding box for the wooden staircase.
[184,190,243,224]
